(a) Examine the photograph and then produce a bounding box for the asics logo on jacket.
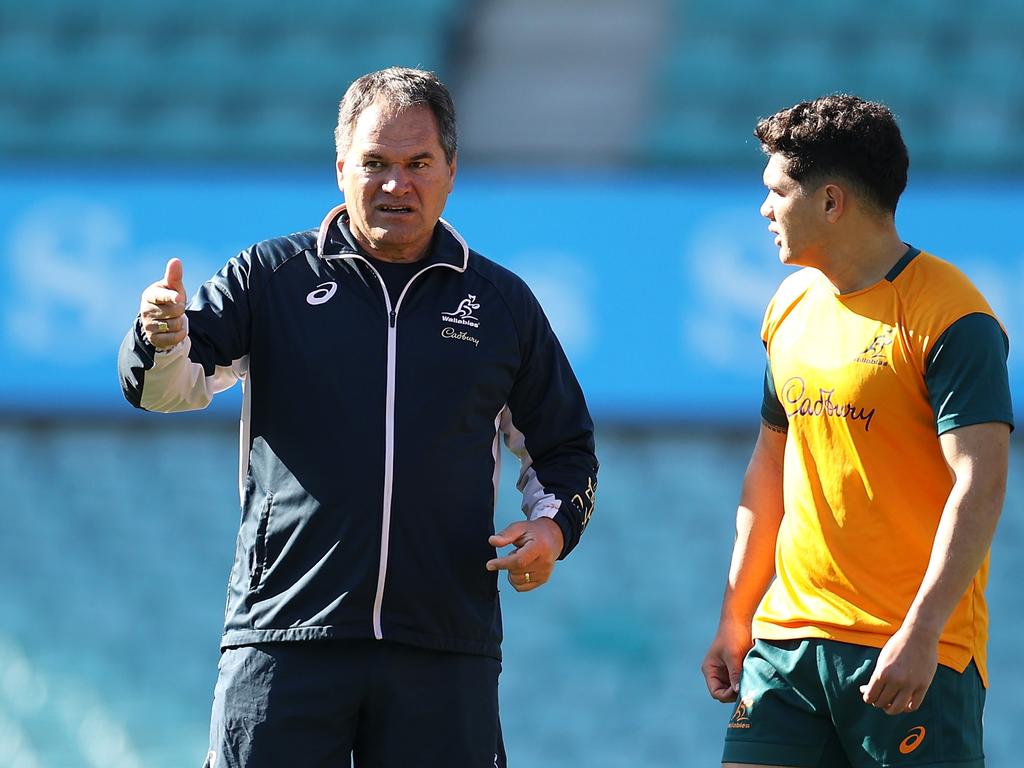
[305,281,338,305]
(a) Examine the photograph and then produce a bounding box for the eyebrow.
[361,151,436,162]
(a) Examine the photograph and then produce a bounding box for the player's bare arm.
[860,420,1009,714]
[140,257,188,349]
[702,421,786,703]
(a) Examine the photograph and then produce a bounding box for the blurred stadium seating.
[2,0,1023,167]
[2,423,1023,766]
[0,0,462,163]
[647,0,1024,168]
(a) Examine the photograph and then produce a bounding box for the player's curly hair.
[755,94,908,213]
[335,67,457,164]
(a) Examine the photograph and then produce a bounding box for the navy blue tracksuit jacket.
[119,205,598,659]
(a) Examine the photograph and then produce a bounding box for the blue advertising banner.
[1,167,1021,424]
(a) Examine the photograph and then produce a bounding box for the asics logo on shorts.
[899,725,926,754]
[306,281,338,305]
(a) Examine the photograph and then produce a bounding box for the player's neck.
[819,224,906,295]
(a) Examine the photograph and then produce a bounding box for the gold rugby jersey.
[754,246,1013,684]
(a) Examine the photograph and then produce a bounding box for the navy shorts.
[204,639,506,768]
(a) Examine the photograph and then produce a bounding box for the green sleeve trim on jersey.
[926,313,1014,435]
[761,357,789,430]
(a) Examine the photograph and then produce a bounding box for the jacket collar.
[315,203,469,271]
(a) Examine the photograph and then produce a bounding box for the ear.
[335,158,346,195]
[822,183,846,222]
[447,154,458,193]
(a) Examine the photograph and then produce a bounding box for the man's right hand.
[701,620,752,703]
[140,258,188,350]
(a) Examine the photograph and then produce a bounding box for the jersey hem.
[751,623,982,683]
[221,626,502,660]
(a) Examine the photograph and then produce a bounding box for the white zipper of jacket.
[365,258,459,641]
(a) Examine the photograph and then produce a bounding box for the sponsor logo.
[441,326,480,347]
[899,725,926,755]
[728,696,754,729]
[442,293,481,328]
[306,281,338,305]
[855,327,895,367]
[781,376,876,432]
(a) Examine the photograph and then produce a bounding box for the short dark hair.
[754,94,908,213]
[335,67,457,164]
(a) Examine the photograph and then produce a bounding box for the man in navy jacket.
[119,67,598,768]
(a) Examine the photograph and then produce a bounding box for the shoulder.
[894,250,986,298]
[204,230,318,305]
[773,267,819,303]
[762,267,820,339]
[467,250,527,287]
[465,251,539,308]
[891,250,1000,336]
[247,230,318,272]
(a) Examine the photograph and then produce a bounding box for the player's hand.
[859,625,938,715]
[486,518,563,592]
[140,258,188,350]
[701,619,752,703]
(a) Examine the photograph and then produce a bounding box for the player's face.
[337,102,456,263]
[759,153,826,267]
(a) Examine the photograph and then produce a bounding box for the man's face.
[759,153,826,267]
[337,101,456,262]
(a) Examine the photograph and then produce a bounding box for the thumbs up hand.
[140,258,189,349]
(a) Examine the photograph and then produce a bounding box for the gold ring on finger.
[156,321,169,333]
[524,572,531,583]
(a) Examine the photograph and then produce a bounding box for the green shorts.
[722,638,985,768]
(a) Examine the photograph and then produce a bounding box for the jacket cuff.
[133,315,158,361]
[552,510,578,560]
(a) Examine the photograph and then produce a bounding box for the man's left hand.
[486,518,564,592]
[859,625,938,715]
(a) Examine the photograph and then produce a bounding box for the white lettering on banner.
[7,199,212,362]
[682,211,780,366]
[1,178,1021,416]
[507,252,594,361]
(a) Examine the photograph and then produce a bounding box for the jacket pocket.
[248,491,274,592]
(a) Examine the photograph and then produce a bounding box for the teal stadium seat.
[0,28,68,100]
[647,0,1024,169]
[0,0,461,161]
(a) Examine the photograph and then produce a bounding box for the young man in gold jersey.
[701,95,1013,768]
